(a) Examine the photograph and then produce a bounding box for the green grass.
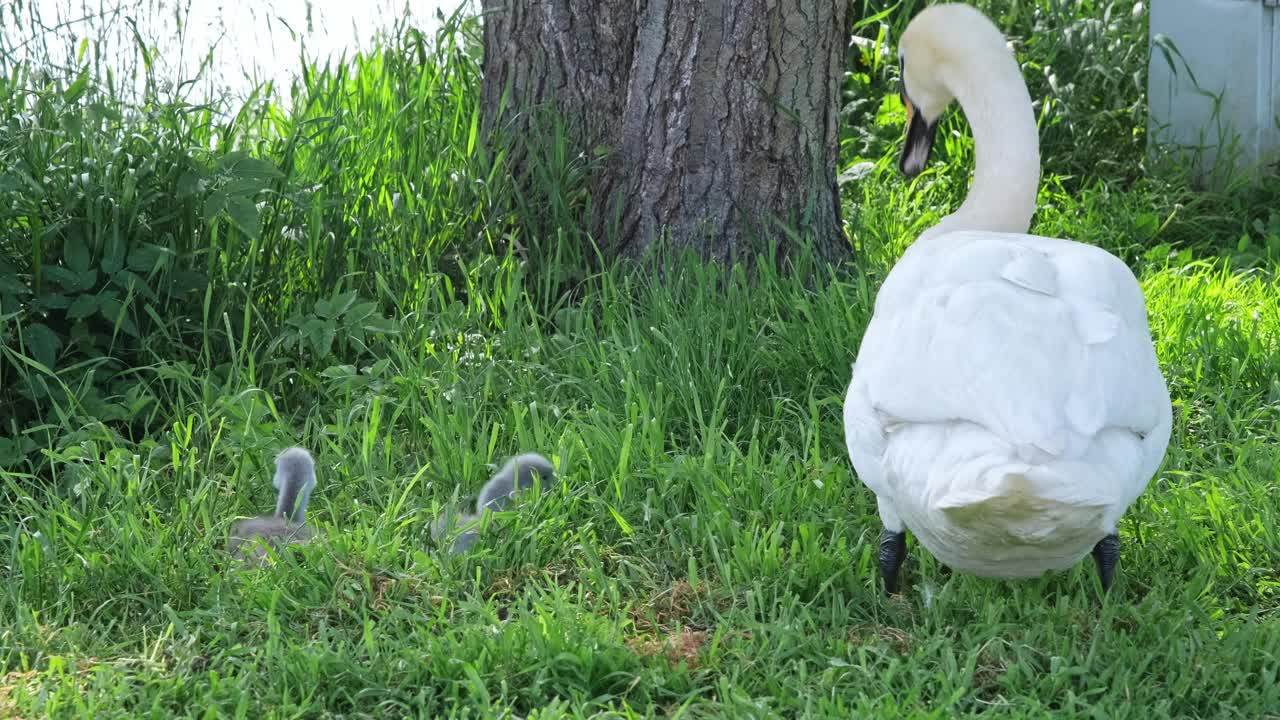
[3,1,1280,717]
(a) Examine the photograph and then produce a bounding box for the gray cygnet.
[431,452,556,554]
[227,447,318,565]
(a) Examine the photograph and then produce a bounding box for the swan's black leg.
[1092,533,1120,592]
[878,529,908,595]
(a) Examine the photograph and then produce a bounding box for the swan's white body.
[844,4,1171,579]
[845,230,1172,577]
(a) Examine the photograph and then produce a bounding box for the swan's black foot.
[1092,533,1120,592]
[878,529,908,595]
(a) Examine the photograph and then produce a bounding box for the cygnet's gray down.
[227,447,318,565]
[431,452,557,554]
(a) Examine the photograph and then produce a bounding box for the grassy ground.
[3,1,1280,717]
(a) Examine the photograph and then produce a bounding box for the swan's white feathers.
[845,230,1171,575]
[999,249,1058,296]
[857,231,1164,446]
[1073,306,1121,345]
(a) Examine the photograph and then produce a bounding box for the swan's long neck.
[275,472,314,524]
[924,49,1041,240]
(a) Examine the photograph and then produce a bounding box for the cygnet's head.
[273,447,317,523]
[895,4,1014,176]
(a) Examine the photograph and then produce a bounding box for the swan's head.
[896,4,1014,177]
[273,446,317,522]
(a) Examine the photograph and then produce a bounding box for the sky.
[11,0,468,102]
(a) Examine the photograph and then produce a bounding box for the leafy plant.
[277,289,398,361]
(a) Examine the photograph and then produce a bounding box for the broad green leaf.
[32,292,72,311]
[112,269,158,302]
[320,365,358,379]
[224,196,261,239]
[0,167,42,197]
[99,294,120,319]
[88,102,122,123]
[301,317,327,339]
[172,271,207,294]
[0,274,27,295]
[203,191,227,221]
[0,436,38,467]
[96,402,130,423]
[232,156,283,179]
[0,438,21,467]
[362,316,397,334]
[46,266,97,293]
[76,267,98,291]
[176,171,203,199]
[347,301,377,321]
[216,151,250,171]
[222,177,264,197]
[338,295,360,317]
[70,321,91,347]
[125,389,155,416]
[301,318,335,357]
[128,244,170,272]
[317,326,336,357]
[99,296,138,337]
[67,293,99,320]
[62,111,84,136]
[23,322,63,369]
[64,234,91,273]
[331,291,358,316]
[42,266,78,292]
[1134,212,1160,238]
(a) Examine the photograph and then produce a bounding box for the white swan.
[843,3,1171,594]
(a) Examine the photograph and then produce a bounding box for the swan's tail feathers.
[935,470,1110,544]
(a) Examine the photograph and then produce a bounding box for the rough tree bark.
[481,0,852,265]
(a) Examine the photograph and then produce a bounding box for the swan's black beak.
[898,89,938,178]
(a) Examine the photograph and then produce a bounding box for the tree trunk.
[481,0,851,265]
